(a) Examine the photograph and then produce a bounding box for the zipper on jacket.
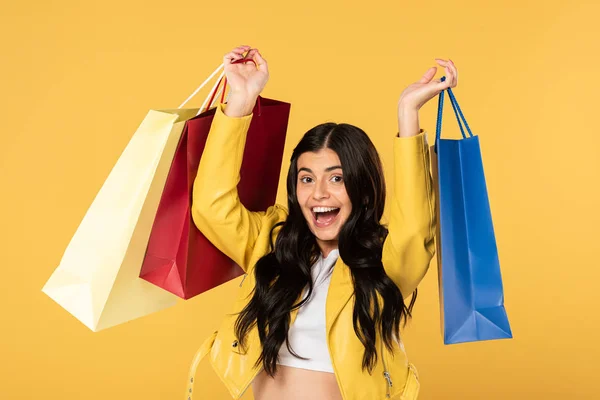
[381,340,393,398]
[234,273,252,399]
[383,371,393,398]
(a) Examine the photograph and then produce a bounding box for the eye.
[331,175,344,183]
[299,176,313,184]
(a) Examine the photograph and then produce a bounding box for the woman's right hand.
[223,46,268,118]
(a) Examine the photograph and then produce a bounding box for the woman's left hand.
[398,59,458,112]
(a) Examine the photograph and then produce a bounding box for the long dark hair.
[234,122,417,376]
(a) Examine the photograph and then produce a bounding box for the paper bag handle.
[178,64,225,110]
[434,76,474,153]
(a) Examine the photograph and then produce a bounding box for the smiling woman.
[189,44,457,400]
[243,120,393,398]
[293,120,392,260]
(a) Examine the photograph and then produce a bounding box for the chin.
[314,230,340,242]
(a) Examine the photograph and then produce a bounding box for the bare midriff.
[252,365,343,400]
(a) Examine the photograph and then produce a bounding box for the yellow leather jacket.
[188,103,436,400]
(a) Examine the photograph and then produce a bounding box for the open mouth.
[311,207,341,228]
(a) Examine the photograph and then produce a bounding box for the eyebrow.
[298,166,342,174]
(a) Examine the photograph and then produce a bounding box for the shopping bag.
[140,73,291,299]
[431,79,513,344]
[42,65,226,331]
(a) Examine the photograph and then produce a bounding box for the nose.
[312,179,330,200]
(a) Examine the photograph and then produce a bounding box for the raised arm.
[381,58,458,298]
[191,46,284,272]
[382,130,436,298]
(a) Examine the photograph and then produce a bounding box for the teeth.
[312,207,339,213]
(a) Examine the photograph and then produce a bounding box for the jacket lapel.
[326,257,355,334]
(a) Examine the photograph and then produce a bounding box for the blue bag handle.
[434,76,474,153]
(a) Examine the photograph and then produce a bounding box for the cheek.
[295,187,309,208]
[336,189,352,211]
[342,205,353,219]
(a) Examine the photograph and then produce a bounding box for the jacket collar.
[288,255,354,334]
[325,256,354,334]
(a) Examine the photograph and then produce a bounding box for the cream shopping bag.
[42,65,227,331]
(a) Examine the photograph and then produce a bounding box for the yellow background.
[1,0,598,398]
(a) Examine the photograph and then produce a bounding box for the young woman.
[189,45,458,400]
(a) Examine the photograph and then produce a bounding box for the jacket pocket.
[395,363,420,400]
[390,364,421,400]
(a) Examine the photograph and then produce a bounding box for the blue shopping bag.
[432,78,513,344]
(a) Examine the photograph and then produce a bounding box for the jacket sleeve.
[191,103,280,272]
[381,130,436,299]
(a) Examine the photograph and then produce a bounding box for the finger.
[418,67,437,83]
[430,76,450,93]
[234,45,251,53]
[238,49,259,67]
[223,54,242,64]
[245,48,258,61]
[224,50,245,59]
[440,58,457,87]
[254,50,269,73]
[435,59,450,83]
[443,59,456,87]
[436,60,454,89]
[228,46,251,58]
[447,66,456,88]
[449,59,458,87]
[224,51,245,64]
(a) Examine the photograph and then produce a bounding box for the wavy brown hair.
[234,122,417,376]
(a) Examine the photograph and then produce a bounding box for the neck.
[317,239,339,258]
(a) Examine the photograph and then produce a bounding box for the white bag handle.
[178,63,227,115]
[198,69,225,116]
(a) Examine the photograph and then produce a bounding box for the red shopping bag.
[140,95,290,299]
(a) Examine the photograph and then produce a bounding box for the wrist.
[397,101,418,115]
[224,93,258,117]
[397,106,420,138]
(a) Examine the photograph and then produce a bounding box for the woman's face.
[296,148,352,248]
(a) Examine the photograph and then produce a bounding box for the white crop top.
[277,249,339,373]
